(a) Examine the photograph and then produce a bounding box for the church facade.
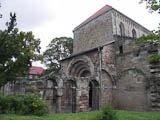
[1,5,160,113]
[59,5,160,112]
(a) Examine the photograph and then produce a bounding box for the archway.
[67,56,94,77]
[89,80,99,110]
[62,80,76,113]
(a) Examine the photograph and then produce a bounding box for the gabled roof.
[73,4,150,33]
[73,5,112,32]
[29,66,44,75]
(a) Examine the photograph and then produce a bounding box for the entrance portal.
[89,80,99,110]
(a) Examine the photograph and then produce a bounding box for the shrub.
[0,93,49,116]
[22,94,49,116]
[0,93,5,114]
[96,105,118,120]
[0,94,23,114]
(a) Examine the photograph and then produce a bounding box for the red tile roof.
[73,5,112,31]
[29,66,44,75]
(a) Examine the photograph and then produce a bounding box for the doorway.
[89,80,99,110]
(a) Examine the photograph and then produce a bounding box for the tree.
[140,0,160,12]
[43,37,73,74]
[135,0,160,62]
[0,13,42,87]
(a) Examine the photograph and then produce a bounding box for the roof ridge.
[73,5,112,32]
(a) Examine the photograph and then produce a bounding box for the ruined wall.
[73,11,113,54]
[0,78,57,112]
[114,37,151,111]
[109,9,151,111]
[147,47,160,111]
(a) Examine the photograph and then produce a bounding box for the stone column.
[56,88,63,113]
[76,88,81,112]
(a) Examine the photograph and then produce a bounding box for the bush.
[0,93,49,116]
[0,93,5,114]
[96,105,118,120]
[22,94,49,116]
[0,93,22,114]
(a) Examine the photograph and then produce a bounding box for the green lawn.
[0,110,160,120]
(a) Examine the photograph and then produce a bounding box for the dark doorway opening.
[88,80,99,110]
[89,82,93,108]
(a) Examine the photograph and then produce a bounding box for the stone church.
[58,4,160,113]
[1,5,160,113]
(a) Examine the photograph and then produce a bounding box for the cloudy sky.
[0,0,159,67]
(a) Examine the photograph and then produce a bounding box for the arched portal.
[67,56,94,77]
[62,80,76,113]
[88,80,99,110]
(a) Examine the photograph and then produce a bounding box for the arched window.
[119,22,125,36]
[132,29,137,38]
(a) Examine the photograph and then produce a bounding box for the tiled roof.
[73,5,112,31]
[29,66,44,75]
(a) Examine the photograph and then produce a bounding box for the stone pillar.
[76,88,81,112]
[56,88,63,113]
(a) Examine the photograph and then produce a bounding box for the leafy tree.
[135,0,160,62]
[43,37,73,74]
[0,13,42,88]
[140,0,160,12]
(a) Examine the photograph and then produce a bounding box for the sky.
[0,0,159,67]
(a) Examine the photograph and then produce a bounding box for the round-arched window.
[132,29,137,38]
[119,22,125,36]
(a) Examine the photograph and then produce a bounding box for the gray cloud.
[0,0,55,30]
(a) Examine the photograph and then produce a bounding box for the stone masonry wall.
[111,10,150,37]
[73,10,113,54]
[114,37,151,111]
[101,44,116,107]
[0,78,57,112]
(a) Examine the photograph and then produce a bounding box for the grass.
[0,110,160,120]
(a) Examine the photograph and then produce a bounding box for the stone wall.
[111,9,150,37]
[0,77,57,112]
[112,36,151,111]
[148,47,160,111]
[73,10,113,54]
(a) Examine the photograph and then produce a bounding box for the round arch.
[67,55,95,77]
[132,29,137,38]
[119,22,125,36]
[101,69,116,86]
